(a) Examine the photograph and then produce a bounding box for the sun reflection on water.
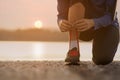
[32,42,45,60]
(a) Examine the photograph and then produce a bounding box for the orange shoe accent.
[69,50,78,56]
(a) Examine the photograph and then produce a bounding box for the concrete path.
[0,61,120,80]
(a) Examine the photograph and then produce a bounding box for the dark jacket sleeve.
[57,0,70,23]
[93,0,117,30]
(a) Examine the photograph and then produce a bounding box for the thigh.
[69,0,86,6]
[92,26,119,65]
[79,28,95,41]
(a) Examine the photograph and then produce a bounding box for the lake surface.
[0,41,120,61]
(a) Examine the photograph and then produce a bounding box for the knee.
[70,0,82,6]
[92,58,113,65]
[79,35,93,41]
[79,28,94,41]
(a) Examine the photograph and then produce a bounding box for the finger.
[61,23,71,29]
[78,26,90,32]
[77,28,88,32]
[74,19,85,25]
[62,20,72,26]
[80,28,89,32]
[75,22,87,28]
[59,20,72,32]
[60,26,68,31]
[60,24,71,31]
[77,25,88,31]
[62,21,72,28]
[77,27,86,31]
[60,27,68,32]
[59,20,71,27]
[77,24,87,29]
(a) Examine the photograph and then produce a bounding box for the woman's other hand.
[58,20,72,32]
[74,19,95,32]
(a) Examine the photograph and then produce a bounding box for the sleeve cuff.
[93,19,102,30]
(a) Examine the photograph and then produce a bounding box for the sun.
[34,20,43,29]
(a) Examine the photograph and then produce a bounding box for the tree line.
[0,28,69,42]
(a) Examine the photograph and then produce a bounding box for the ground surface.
[0,61,120,80]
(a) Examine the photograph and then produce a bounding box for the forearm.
[93,0,117,30]
[93,14,113,30]
[57,0,69,24]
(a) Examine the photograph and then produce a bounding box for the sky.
[0,0,58,30]
[0,0,120,30]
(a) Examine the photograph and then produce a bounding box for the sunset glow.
[34,20,43,29]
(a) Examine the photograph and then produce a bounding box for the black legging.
[69,0,119,65]
[80,25,119,65]
[58,0,119,65]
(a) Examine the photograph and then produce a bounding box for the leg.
[65,2,85,63]
[79,28,95,41]
[92,26,119,65]
[68,2,85,51]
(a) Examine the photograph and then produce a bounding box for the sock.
[70,40,78,50]
[69,30,79,51]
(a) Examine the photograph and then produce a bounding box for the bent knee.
[79,28,94,41]
[92,58,113,65]
[70,0,83,7]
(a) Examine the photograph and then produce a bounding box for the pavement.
[0,61,120,80]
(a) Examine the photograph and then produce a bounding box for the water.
[0,41,120,61]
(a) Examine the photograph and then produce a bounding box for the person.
[57,0,119,65]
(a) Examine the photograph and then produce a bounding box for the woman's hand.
[74,19,95,32]
[58,19,95,32]
[58,20,72,32]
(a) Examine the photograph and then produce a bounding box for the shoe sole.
[65,56,80,63]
